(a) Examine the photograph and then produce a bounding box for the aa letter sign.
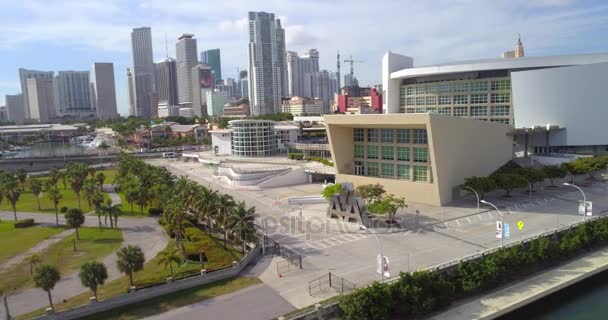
[377,254,390,278]
[496,221,503,239]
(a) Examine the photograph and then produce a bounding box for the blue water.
[498,269,608,320]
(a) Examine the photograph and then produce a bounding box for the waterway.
[9,142,89,158]
[498,269,608,320]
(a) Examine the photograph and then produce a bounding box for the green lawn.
[0,187,110,214]
[116,192,150,217]
[18,234,244,319]
[0,221,66,264]
[0,227,123,294]
[100,168,119,185]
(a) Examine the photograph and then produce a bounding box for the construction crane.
[343,55,363,80]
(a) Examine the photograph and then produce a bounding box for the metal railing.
[308,272,356,296]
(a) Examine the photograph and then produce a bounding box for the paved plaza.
[150,158,608,309]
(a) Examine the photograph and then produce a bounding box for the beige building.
[26,78,55,122]
[282,96,325,116]
[325,113,512,206]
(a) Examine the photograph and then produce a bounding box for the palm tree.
[91,190,105,228]
[15,168,27,191]
[116,245,145,287]
[79,262,108,300]
[65,208,85,240]
[164,198,187,254]
[70,180,84,210]
[33,264,60,311]
[49,168,60,190]
[157,246,182,279]
[229,202,257,254]
[95,172,105,191]
[26,254,42,275]
[4,177,21,221]
[47,188,63,225]
[82,179,97,212]
[29,177,43,210]
[193,186,218,233]
[106,202,122,228]
[216,194,236,248]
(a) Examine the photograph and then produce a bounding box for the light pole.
[360,225,384,282]
[563,183,587,221]
[520,177,532,202]
[462,186,480,210]
[481,200,504,247]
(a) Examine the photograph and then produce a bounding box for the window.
[453,82,469,93]
[367,129,378,142]
[426,107,437,114]
[414,166,428,182]
[397,164,410,180]
[490,118,510,124]
[406,87,415,96]
[354,128,364,142]
[438,83,451,93]
[470,94,488,104]
[439,96,452,105]
[427,85,438,94]
[366,162,379,177]
[454,107,468,117]
[354,144,364,158]
[426,96,437,105]
[397,146,410,161]
[491,79,511,91]
[415,108,425,113]
[381,129,393,143]
[416,97,426,106]
[491,93,510,103]
[413,129,428,144]
[471,81,488,92]
[406,108,416,113]
[381,163,394,178]
[406,97,415,106]
[367,145,378,159]
[396,129,409,143]
[382,146,394,160]
[470,106,488,117]
[399,88,406,106]
[453,95,468,105]
[416,86,427,95]
[438,107,452,115]
[413,147,428,162]
[491,105,510,116]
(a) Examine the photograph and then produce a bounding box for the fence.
[308,272,356,296]
[262,234,304,276]
[35,246,262,320]
[277,255,303,275]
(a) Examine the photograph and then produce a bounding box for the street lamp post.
[462,186,480,210]
[481,200,504,247]
[563,183,587,221]
[521,177,532,202]
[360,226,384,282]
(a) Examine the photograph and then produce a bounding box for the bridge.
[0,152,163,172]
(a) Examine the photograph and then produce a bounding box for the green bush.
[305,156,334,167]
[14,218,35,228]
[148,208,163,216]
[340,282,393,320]
[288,153,304,160]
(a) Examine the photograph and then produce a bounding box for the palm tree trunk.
[98,213,102,229]
[12,206,17,221]
[129,272,134,286]
[77,193,81,210]
[36,198,40,210]
[47,290,54,311]
[93,288,98,300]
[169,263,174,278]
[55,207,59,225]
[224,230,228,248]
[75,228,80,240]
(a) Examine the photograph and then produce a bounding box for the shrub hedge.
[340,217,608,320]
[14,218,35,228]
[305,156,334,167]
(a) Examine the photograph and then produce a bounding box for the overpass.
[0,152,163,172]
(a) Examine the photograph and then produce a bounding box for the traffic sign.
[377,254,390,278]
[578,201,593,216]
[496,221,503,239]
[517,221,524,231]
[504,223,510,239]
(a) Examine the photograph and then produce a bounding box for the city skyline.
[1,0,608,115]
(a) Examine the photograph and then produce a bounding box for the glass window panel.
[414,166,428,182]
[397,146,410,161]
[381,163,394,178]
[367,145,378,159]
[367,129,378,142]
[454,107,469,117]
[366,162,379,177]
[381,128,394,143]
[439,96,452,105]
[354,128,364,142]
[413,147,428,162]
[354,144,364,158]
[396,129,409,143]
[397,164,410,180]
[413,129,428,144]
[382,146,394,160]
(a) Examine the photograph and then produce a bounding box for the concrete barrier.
[36,246,261,320]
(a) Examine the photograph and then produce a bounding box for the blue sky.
[1,0,607,115]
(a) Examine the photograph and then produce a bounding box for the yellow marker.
[517,221,524,230]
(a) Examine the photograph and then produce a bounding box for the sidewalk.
[429,247,608,320]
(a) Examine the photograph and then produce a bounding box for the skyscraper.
[176,34,198,107]
[54,71,94,118]
[18,68,54,119]
[131,27,155,118]
[5,94,25,124]
[92,63,118,119]
[191,64,214,117]
[239,70,248,99]
[200,49,222,84]
[155,58,179,109]
[26,78,55,122]
[248,11,286,115]
[127,68,136,116]
[287,49,320,97]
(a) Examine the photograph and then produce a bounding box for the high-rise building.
[200,49,222,84]
[131,27,155,118]
[0,106,7,122]
[155,58,179,109]
[215,78,237,102]
[239,70,249,99]
[5,94,25,124]
[248,11,286,115]
[206,91,226,117]
[92,63,118,119]
[127,68,136,116]
[303,70,337,112]
[191,64,214,117]
[54,71,94,118]
[287,49,320,97]
[18,68,54,119]
[502,35,525,59]
[26,78,55,122]
[176,34,198,107]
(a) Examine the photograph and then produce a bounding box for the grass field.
[0,227,123,293]
[18,235,244,319]
[0,221,66,264]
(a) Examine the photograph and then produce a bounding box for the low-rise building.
[0,124,78,142]
[222,103,250,117]
[209,129,232,155]
[282,96,325,116]
[209,120,299,157]
[337,86,382,114]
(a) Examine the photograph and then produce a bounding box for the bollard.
[128,286,136,293]
[89,296,97,304]
[200,269,207,275]
[45,307,54,315]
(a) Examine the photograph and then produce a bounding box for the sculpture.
[327,182,369,225]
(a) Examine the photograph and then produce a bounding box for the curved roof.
[390,53,608,80]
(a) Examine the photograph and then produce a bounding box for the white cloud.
[219,18,248,32]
